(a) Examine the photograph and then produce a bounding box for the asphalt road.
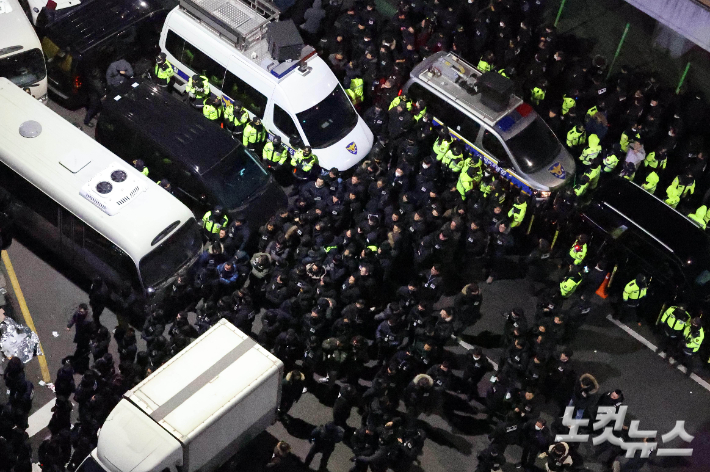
[2,98,710,472]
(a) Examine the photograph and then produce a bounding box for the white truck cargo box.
[91,320,283,472]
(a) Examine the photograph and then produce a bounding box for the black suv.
[96,79,287,226]
[40,0,177,108]
[580,178,710,315]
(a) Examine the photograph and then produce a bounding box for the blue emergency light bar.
[270,62,300,79]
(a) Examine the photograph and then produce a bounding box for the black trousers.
[520,443,542,468]
[619,302,639,323]
[90,302,105,324]
[83,95,102,124]
[304,443,335,470]
[657,333,681,357]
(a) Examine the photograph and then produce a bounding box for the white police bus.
[403,51,575,199]
[0,78,202,299]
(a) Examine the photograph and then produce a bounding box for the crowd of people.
[3,0,710,471]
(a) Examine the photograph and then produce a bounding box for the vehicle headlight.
[537,190,551,199]
[38,94,48,104]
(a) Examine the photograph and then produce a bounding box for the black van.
[580,178,710,314]
[96,79,287,226]
[40,0,177,109]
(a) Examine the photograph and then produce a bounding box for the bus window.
[0,161,58,226]
[482,130,511,167]
[83,223,141,287]
[140,219,201,289]
[59,208,84,262]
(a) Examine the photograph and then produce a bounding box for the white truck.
[78,319,283,472]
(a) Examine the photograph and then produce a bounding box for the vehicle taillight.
[73,75,82,93]
[397,89,402,96]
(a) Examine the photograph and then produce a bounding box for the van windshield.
[203,147,270,209]
[0,49,47,88]
[76,456,104,472]
[140,218,201,289]
[505,117,560,173]
[296,85,358,149]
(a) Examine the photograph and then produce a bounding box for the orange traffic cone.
[596,273,611,299]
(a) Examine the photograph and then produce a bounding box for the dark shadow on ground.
[220,430,310,472]
[280,415,317,440]
[419,421,474,456]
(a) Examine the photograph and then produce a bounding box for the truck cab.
[76,320,283,472]
[79,411,182,472]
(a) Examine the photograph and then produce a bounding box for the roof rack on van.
[415,52,522,127]
[179,0,279,51]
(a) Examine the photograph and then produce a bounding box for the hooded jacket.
[546,442,573,472]
[579,134,601,165]
[301,0,326,34]
[572,373,599,410]
[403,374,434,409]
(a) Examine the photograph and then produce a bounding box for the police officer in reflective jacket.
[154,53,174,89]
[185,73,210,109]
[618,274,648,325]
[201,206,228,242]
[658,304,690,360]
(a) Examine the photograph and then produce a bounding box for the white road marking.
[27,398,55,438]
[606,315,710,392]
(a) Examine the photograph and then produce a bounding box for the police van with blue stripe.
[159,0,373,171]
[403,51,575,199]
